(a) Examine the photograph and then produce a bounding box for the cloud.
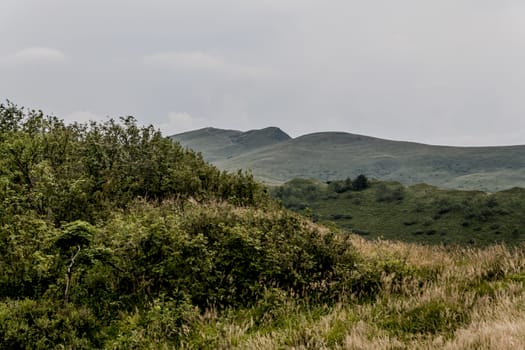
[158,112,207,135]
[64,110,107,125]
[2,47,67,65]
[3,1,525,145]
[143,51,277,80]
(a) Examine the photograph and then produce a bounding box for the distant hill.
[171,128,525,191]
[272,177,525,246]
[172,126,291,162]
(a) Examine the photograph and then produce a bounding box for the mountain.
[172,126,291,162]
[171,127,525,191]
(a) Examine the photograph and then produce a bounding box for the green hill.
[171,128,525,191]
[172,126,291,162]
[272,177,525,246]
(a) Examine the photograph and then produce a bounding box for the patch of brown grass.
[211,237,525,349]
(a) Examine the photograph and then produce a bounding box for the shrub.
[0,299,102,349]
[380,300,469,336]
[106,296,198,348]
[351,175,369,191]
[97,202,358,310]
[348,259,439,300]
[375,184,404,202]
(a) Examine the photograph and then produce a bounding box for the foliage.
[0,299,102,349]
[0,102,274,348]
[352,174,369,191]
[0,101,267,226]
[379,300,469,337]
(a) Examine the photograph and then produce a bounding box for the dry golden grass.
[191,236,525,350]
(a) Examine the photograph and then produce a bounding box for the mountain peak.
[231,127,291,146]
[171,126,292,162]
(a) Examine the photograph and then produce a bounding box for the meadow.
[174,235,525,349]
[273,177,525,246]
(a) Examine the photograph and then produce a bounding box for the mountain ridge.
[170,127,525,191]
[173,126,291,162]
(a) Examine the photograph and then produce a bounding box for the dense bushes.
[0,199,362,348]
[0,103,363,348]
[0,299,102,349]
[0,102,266,225]
[274,177,525,245]
[88,201,358,310]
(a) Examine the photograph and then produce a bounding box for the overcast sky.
[1,0,525,145]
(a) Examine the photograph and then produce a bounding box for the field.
[272,178,525,246]
[159,235,525,349]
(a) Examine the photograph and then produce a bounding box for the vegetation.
[172,127,525,191]
[273,177,525,246]
[2,102,525,348]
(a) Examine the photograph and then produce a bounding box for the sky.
[1,0,525,146]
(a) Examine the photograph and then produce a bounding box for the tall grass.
[173,235,525,349]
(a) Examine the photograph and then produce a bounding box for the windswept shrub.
[0,102,268,225]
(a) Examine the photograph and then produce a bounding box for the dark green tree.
[352,174,369,191]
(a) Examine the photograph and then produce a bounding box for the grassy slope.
[172,128,525,191]
[3,104,524,348]
[172,127,242,162]
[273,178,525,246]
[175,236,525,349]
[171,126,291,163]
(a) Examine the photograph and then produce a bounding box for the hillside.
[171,128,525,191]
[1,103,525,349]
[172,126,291,162]
[272,177,525,246]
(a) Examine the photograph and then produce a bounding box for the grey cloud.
[143,51,278,80]
[1,0,525,145]
[63,110,109,125]
[1,47,67,65]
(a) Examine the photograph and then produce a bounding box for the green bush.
[348,259,439,301]
[380,300,469,336]
[108,202,359,307]
[375,183,404,202]
[106,296,198,349]
[0,299,102,349]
